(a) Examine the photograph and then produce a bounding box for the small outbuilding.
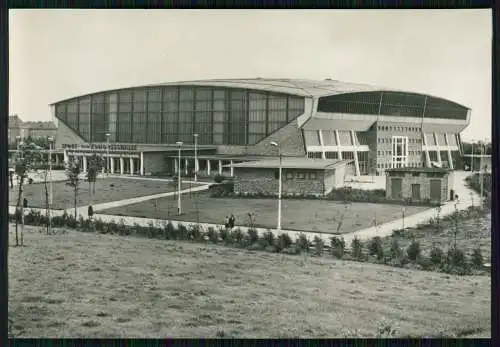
[228,158,352,197]
[385,167,455,204]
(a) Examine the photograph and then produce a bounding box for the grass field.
[8,225,490,338]
[100,193,429,234]
[381,213,491,263]
[8,177,196,210]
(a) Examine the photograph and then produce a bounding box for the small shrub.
[282,246,300,255]
[368,236,384,260]
[65,215,78,229]
[231,228,244,246]
[471,247,484,268]
[219,228,231,245]
[262,231,275,247]
[94,218,105,232]
[446,247,467,267]
[214,174,226,183]
[390,239,404,260]
[207,227,219,244]
[296,234,311,253]
[177,224,189,240]
[164,221,176,239]
[351,236,364,260]
[406,240,421,262]
[117,220,128,236]
[430,245,444,265]
[276,233,293,252]
[313,236,324,256]
[330,236,345,258]
[417,256,433,270]
[247,228,259,245]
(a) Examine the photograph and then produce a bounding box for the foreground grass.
[8,177,195,210]
[9,225,490,338]
[101,193,429,234]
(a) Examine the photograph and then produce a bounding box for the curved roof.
[51,78,470,109]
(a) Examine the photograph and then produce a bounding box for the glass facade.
[55,86,305,145]
[317,91,468,120]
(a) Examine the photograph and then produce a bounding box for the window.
[412,172,420,177]
[297,172,305,179]
[286,172,294,179]
[274,169,280,179]
[309,172,317,179]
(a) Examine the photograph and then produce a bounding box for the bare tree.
[66,160,81,219]
[13,141,43,246]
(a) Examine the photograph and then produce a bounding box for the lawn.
[100,193,430,234]
[8,177,197,210]
[381,213,491,264]
[8,225,490,338]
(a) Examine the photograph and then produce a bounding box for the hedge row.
[10,209,485,276]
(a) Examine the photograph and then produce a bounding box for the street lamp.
[194,133,198,182]
[176,141,183,215]
[105,133,110,176]
[48,136,54,234]
[270,141,282,233]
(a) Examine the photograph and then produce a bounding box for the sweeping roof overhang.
[50,78,470,110]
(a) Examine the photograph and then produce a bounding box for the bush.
[330,236,345,258]
[276,233,293,252]
[430,245,444,265]
[368,236,384,260]
[214,174,227,183]
[446,247,467,267]
[219,227,231,244]
[351,236,364,260]
[406,240,421,262]
[471,247,484,268]
[296,234,311,253]
[261,231,275,247]
[390,239,404,259]
[187,224,203,241]
[207,227,219,244]
[313,236,324,256]
[230,228,244,246]
[209,182,234,198]
[247,228,259,245]
[327,187,386,203]
[117,220,129,236]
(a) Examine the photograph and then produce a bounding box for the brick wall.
[55,121,86,149]
[385,173,450,202]
[234,168,325,196]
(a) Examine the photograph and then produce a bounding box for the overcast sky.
[9,9,491,141]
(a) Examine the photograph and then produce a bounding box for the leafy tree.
[13,141,44,246]
[66,160,82,219]
[86,154,104,200]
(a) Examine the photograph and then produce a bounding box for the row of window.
[377,137,422,144]
[377,150,422,156]
[377,162,422,169]
[56,87,305,145]
[377,125,420,132]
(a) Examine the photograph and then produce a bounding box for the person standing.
[224,216,229,230]
[229,214,235,230]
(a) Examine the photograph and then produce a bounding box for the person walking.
[229,214,235,230]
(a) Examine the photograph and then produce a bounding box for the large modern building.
[51,78,470,177]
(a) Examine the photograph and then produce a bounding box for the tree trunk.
[14,175,24,247]
[44,170,50,234]
[74,187,78,219]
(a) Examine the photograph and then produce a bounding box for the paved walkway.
[9,171,483,247]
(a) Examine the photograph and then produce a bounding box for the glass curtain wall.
[54,86,305,145]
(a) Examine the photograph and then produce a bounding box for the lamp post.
[479,141,484,201]
[176,141,183,215]
[48,136,54,234]
[105,133,110,175]
[270,141,282,233]
[194,133,198,182]
[471,141,475,172]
